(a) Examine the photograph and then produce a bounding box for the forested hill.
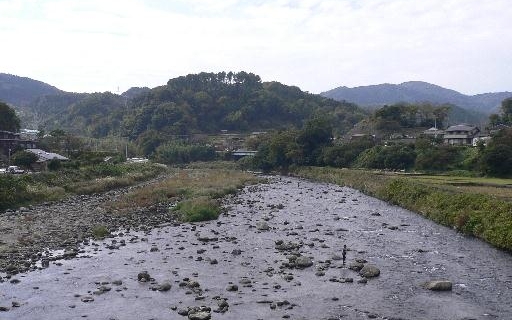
[321,81,512,115]
[31,72,366,141]
[124,72,365,138]
[0,73,62,106]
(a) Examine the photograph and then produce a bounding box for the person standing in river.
[342,244,347,265]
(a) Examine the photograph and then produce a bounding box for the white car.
[7,166,25,174]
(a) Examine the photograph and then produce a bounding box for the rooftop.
[26,149,68,162]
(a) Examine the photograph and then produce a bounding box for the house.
[422,127,444,139]
[350,133,376,141]
[26,148,68,171]
[0,130,38,157]
[472,135,492,147]
[443,124,480,146]
[231,149,257,160]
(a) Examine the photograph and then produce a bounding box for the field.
[409,175,512,201]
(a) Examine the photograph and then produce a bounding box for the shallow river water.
[1,176,511,320]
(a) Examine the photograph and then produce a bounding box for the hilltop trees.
[489,98,512,127]
[373,103,449,131]
[122,72,364,155]
[0,102,21,132]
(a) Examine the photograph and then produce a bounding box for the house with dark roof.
[443,124,480,146]
[26,148,68,171]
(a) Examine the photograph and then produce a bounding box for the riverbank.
[0,162,168,211]
[294,167,512,251]
[0,168,259,275]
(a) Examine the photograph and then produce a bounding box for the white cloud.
[0,0,510,94]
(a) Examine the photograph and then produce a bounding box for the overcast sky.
[1,0,511,95]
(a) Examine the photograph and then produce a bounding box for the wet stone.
[424,280,452,291]
[348,262,364,271]
[226,284,238,291]
[81,296,94,303]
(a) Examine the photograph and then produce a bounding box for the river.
[1,176,511,319]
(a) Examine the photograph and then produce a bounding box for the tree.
[296,116,334,165]
[0,102,21,132]
[13,150,38,169]
[415,145,462,171]
[480,128,512,177]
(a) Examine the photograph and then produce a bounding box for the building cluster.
[0,129,68,171]
[353,123,493,147]
[0,130,37,159]
[422,123,489,146]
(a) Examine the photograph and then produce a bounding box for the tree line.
[247,99,512,177]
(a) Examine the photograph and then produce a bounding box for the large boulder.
[424,280,452,291]
[295,256,314,268]
[359,265,380,278]
[256,221,270,231]
[348,262,364,271]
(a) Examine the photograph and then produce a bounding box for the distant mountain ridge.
[0,73,62,106]
[321,81,512,114]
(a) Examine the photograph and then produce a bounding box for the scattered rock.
[81,296,94,303]
[157,282,172,292]
[187,306,212,320]
[424,280,452,291]
[348,262,364,271]
[256,221,270,231]
[93,285,111,295]
[137,271,151,282]
[226,284,238,291]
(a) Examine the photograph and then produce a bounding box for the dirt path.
[1,176,511,319]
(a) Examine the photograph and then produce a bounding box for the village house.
[443,124,480,146]
[26,148,68,171]
[0,130,38,158]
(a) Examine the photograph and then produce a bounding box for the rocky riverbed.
[0,174,178,274]
[1,176,511,319]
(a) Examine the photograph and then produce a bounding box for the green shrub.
[92,225,110,239]
[47,159,62,171]
[174,196,222,222]
[0,176,29,210]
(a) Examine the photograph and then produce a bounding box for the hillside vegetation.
[22,72,367,154]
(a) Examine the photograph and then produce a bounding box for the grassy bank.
[0,162,167,211]
[106,168,261,222]
[294,167,512,251]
